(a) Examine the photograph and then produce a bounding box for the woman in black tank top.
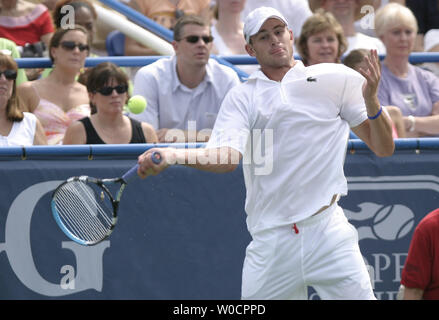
[63,62,158,145]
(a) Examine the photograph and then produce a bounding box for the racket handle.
[122,151,162,182]
[151,151,162,164]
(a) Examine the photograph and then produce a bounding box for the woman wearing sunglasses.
[63,62,158,145]
[17,26,91,145]
[0,52,47,146]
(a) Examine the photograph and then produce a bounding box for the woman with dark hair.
[63,62,157,144]
[17,26,91,145]
[0,52,46,146]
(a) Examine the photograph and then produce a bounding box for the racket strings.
[54,181,114,243]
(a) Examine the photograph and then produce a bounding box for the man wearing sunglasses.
[130,14,240,143]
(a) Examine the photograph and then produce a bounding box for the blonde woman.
[375,3,439,137]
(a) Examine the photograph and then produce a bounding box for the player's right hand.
[137,148,176,179]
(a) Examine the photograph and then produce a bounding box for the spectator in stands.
[124,0,211,56]
[420,29,439,77]
[0,0,54,49]
[343,48,406,137]
[296,10,348,66]
[52,0,97,54]
[211,0,246,55]
[51,0,133,95]
[0,37,27,85]
[405,0,439,52]
[241,0,312,42]
[375,3,439,137]
[211,0,258,74]
[63,62,157,144]
[17,26,91,145]
[48,0,100,84]
[308,0,386,54]
[130,15,240,143]
[400,207,439,300]
[0,52,46,146]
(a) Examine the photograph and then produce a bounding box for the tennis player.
[137,7,394,300]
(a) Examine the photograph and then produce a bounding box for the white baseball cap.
[243,6,289,43]
[424,29,439,52]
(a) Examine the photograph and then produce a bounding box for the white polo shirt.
[130,56,240,131]
[206,61,368,235]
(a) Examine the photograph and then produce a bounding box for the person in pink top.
[17,26,90,145]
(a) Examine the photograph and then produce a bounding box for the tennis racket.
[51,151,162,246]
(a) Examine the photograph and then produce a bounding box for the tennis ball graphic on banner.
[345,202,415,242]
[372,204,415,241]
[126,95,147,114]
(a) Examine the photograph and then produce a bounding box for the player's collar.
[248,60,306,82]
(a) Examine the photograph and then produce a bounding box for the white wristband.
[408,115,416,132]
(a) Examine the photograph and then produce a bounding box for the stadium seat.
[106,30,125,56]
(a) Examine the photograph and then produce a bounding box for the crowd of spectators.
[0,0,437,146]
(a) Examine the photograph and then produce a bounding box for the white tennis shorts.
[241,203,376,300]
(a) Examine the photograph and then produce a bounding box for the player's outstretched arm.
[137,147,242,179]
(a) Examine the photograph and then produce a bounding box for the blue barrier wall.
[1,141,439,300]
[15,52,439,69]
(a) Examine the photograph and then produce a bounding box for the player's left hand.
[358,49,381,103]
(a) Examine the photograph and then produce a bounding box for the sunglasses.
[0,69,17,80]
[60,41,90,52]
[181,35,214,44]
[96,85,128,96]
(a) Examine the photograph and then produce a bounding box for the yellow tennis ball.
[127,95,147,114]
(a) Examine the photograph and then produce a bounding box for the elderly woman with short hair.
[375,3,439,137]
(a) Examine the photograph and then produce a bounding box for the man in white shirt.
[308,0,386,54]
[130,14,240,142]
[136,7,394,299]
